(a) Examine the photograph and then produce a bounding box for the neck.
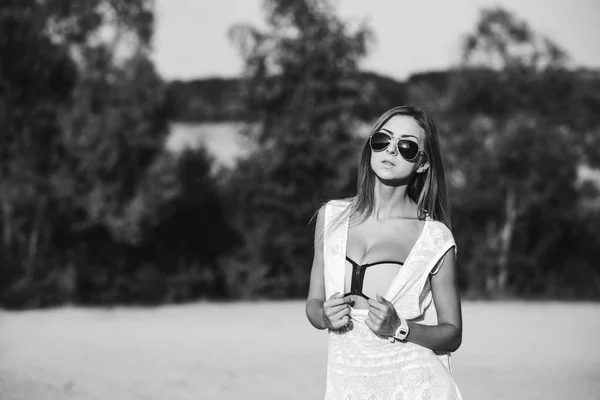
[372,180,417,220]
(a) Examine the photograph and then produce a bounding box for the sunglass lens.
[370,132,390,151]
[398,140,419,160]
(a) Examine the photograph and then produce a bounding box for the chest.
[346,218,426,264]
[343,218,427,307]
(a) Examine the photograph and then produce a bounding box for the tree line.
[1,0,599,309]
[165,71,410,123]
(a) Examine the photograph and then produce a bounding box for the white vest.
[323,199,457,369]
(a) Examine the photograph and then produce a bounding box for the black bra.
[342,256,404,300]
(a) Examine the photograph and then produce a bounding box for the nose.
[386,137,399,155]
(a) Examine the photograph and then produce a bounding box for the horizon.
[153,0,600,82]
[163,65,600,84]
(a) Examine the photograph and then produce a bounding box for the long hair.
[323,105,451,238]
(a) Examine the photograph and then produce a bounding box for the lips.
[382,160,395,167]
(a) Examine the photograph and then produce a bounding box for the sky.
[152,0,600,82]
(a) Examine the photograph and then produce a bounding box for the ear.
[416,157,429,174]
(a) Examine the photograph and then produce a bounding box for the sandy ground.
[0,301,599,400]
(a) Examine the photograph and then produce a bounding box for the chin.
[373,165,397,177]
[373,169,411,186]
[374,172,404,185]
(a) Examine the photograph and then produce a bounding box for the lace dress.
[323,200,463,400]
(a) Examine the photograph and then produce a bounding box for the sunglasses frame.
[369,131,426,162]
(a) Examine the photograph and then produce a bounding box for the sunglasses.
[369,131,425,162]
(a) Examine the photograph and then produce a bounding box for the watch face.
[395,320,409,339]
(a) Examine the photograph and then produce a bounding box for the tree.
[462,7,567,71]
[224,0,373,297]
[0,0,173,307]
[446,114,580,295]
[136,148,240,300]
[439,7,600,297]
[0,1,79,306]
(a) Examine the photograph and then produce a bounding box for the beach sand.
[0,301,599,399]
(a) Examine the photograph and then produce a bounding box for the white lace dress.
[323,200,463,400]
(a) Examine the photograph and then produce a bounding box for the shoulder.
[327,198,353,207]
[316,198,353,234]
[427,219,456,245]
[427,221,457,272]
[322,197,353,215]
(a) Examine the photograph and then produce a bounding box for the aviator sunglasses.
[369,130,425,162]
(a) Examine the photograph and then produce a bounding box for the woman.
[306,106,463,399]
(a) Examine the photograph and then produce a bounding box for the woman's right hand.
[321,292,353,330]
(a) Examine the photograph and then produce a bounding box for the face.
[369,115,429,183]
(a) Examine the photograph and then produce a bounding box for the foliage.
[435,8,600,297]
[165,78,247,122]
[0,0,233,308]
[164,72,409,123]
[1,2,599,307]
[462,7,567,71]
[0,0,80,307]
[223,0,373,297]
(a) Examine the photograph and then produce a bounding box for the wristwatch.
[388,318,410,343]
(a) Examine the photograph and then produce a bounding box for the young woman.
[306,106,463,399]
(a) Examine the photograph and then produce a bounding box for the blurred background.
[1,0,599,399]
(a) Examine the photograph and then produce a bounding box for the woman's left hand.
[364,294,401,338]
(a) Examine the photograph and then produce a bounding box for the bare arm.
[306,205,352,330]
[405,247,462,352]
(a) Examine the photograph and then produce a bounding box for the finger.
[368,311,381,323]
[324,303,347,321]
[364,318,377,333]
[325,305,349,317]
[326,295,352,307]
[368,305,385,320]
[324,308,340,319]
[377,294,395,309]
[330,295,353,306]
[333,307,351,320]
[325,300,346,311]
[369,299,388,311]
[367,298,387,311]
[325,311,348,329]
[332,315,350,329]
[331,307,350,321]
[328,292,341,300]
[376,293,389,304]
